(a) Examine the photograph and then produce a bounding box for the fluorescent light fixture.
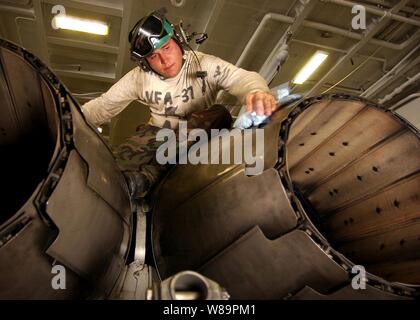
[292,51,328,85]
[53,16,109,35]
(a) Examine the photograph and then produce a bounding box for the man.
[82,11,277,199]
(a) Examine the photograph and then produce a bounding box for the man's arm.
[81,67,141,126]
[204,54,277,116]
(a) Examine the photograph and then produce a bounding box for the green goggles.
[130,14,174,59]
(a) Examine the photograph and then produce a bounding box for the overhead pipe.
[236,10,419,69]
[304,0,411,97]
[362,44,420,98]
[235,12,281,68]
[321,0,420,28]
[303,21,420,50]
[359,0,420,16]
[364,54,420,99]
[378,72,420,104]
[389,93,420,111]
[259,0,318,82]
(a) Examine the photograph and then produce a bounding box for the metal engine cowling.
[152,94,420,299]
[0,39,132,299]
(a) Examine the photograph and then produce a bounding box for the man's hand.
[245,91,277,116]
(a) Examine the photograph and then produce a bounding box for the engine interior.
[0,46,59,224]
[286,97,420,285]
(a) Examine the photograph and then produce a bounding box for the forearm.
[81,67,140,126]
[82,95,128,126]
[228,70,271,104]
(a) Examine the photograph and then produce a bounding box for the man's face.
[146,38,183,78]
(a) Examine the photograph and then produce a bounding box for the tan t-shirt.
[81,51,270,129]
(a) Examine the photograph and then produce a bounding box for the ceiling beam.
[33,0,50,66]
[115,0,133,79]
[55,68,115,83]
[41,0,123,17]
[0,4,34,16]
[47,36,119,54]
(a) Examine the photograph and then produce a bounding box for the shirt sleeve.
[202,53,271,104]
[81,67,141,126]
